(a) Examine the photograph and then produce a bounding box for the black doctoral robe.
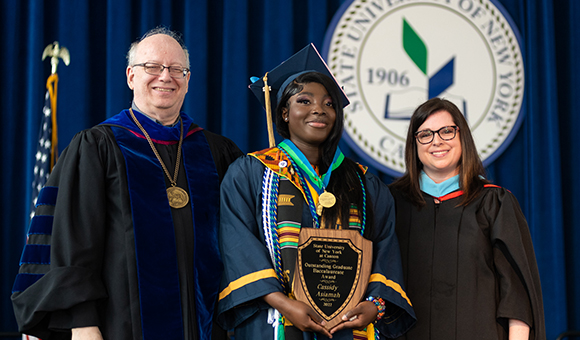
[390,186,545,340]
[12,109,243,340]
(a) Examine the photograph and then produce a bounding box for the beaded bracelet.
[366,296,386,321]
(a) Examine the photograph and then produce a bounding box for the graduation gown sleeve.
[216,156,283,329]
[485,188,545,339]
[364,174,416,338]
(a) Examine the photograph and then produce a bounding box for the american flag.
[23,89,53,340]
[29,90,53,220]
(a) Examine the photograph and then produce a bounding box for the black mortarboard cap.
[249,43,350,115]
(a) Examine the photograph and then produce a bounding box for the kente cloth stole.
[103,110,221,340]
[255,149,367,340]
[250,146,367,210]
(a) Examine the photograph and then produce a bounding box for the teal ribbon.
[278,139,344,195]
[278,139,344,229]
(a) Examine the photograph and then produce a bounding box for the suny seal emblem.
[323,0,525,176]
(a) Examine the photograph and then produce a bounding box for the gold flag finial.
[42,41,70,74]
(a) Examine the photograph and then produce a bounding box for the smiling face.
[416,110,462,182]
[126,34,190,124]
[282,82,336,150]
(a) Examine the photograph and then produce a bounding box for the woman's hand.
[71,326,103,340]
[508,319,530,340]
[263,292,333,338]
[329,300,378,334]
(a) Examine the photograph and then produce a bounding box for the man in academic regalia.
[11,27,243,340]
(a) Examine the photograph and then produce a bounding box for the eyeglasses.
[132,62,190,78]
[415,125,459,144]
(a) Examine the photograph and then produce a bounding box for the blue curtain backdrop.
[0,0,578,338]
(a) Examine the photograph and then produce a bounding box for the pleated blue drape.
[1,0,578,339]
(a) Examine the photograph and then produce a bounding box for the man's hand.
[263,292,332,338]
[71,326,103,340]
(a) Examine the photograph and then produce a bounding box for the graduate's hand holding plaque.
[293,228,373,330]
[329,299,379,334]
[262,291,333,338]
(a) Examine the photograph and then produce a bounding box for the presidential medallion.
[167,186,189,209]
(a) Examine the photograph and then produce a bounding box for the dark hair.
[390,97,489,206]
[275,72,374,238]
[324,160,375,239]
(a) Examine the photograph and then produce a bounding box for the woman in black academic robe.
[389,98,545,340]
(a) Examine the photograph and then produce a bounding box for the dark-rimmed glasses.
[415,126,459,144]
[132,63,190,78]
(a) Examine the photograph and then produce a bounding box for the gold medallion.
[129,109,189,210]
[167,186,189,209]
[319,191,336,208]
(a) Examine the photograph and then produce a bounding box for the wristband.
[366,296,386,321]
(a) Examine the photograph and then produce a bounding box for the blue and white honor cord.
[262,168,285,339]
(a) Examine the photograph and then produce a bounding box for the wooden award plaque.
[292,228,372,330]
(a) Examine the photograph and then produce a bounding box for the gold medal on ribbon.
[316,191,336,216]
[167,186,189,209]
[319,191,336,208]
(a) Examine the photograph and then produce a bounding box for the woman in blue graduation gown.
[217,45,415,340]
[389,98,545,340]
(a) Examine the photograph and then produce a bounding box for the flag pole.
[41,41,70,170]
[46,74,58,169]
[24,40,71,340]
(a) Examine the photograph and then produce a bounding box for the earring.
[285,117,288,122]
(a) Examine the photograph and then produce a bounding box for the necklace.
[129,108,189,209]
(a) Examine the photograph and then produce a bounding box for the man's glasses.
[415,126,459,144]
[132,63,190,78]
